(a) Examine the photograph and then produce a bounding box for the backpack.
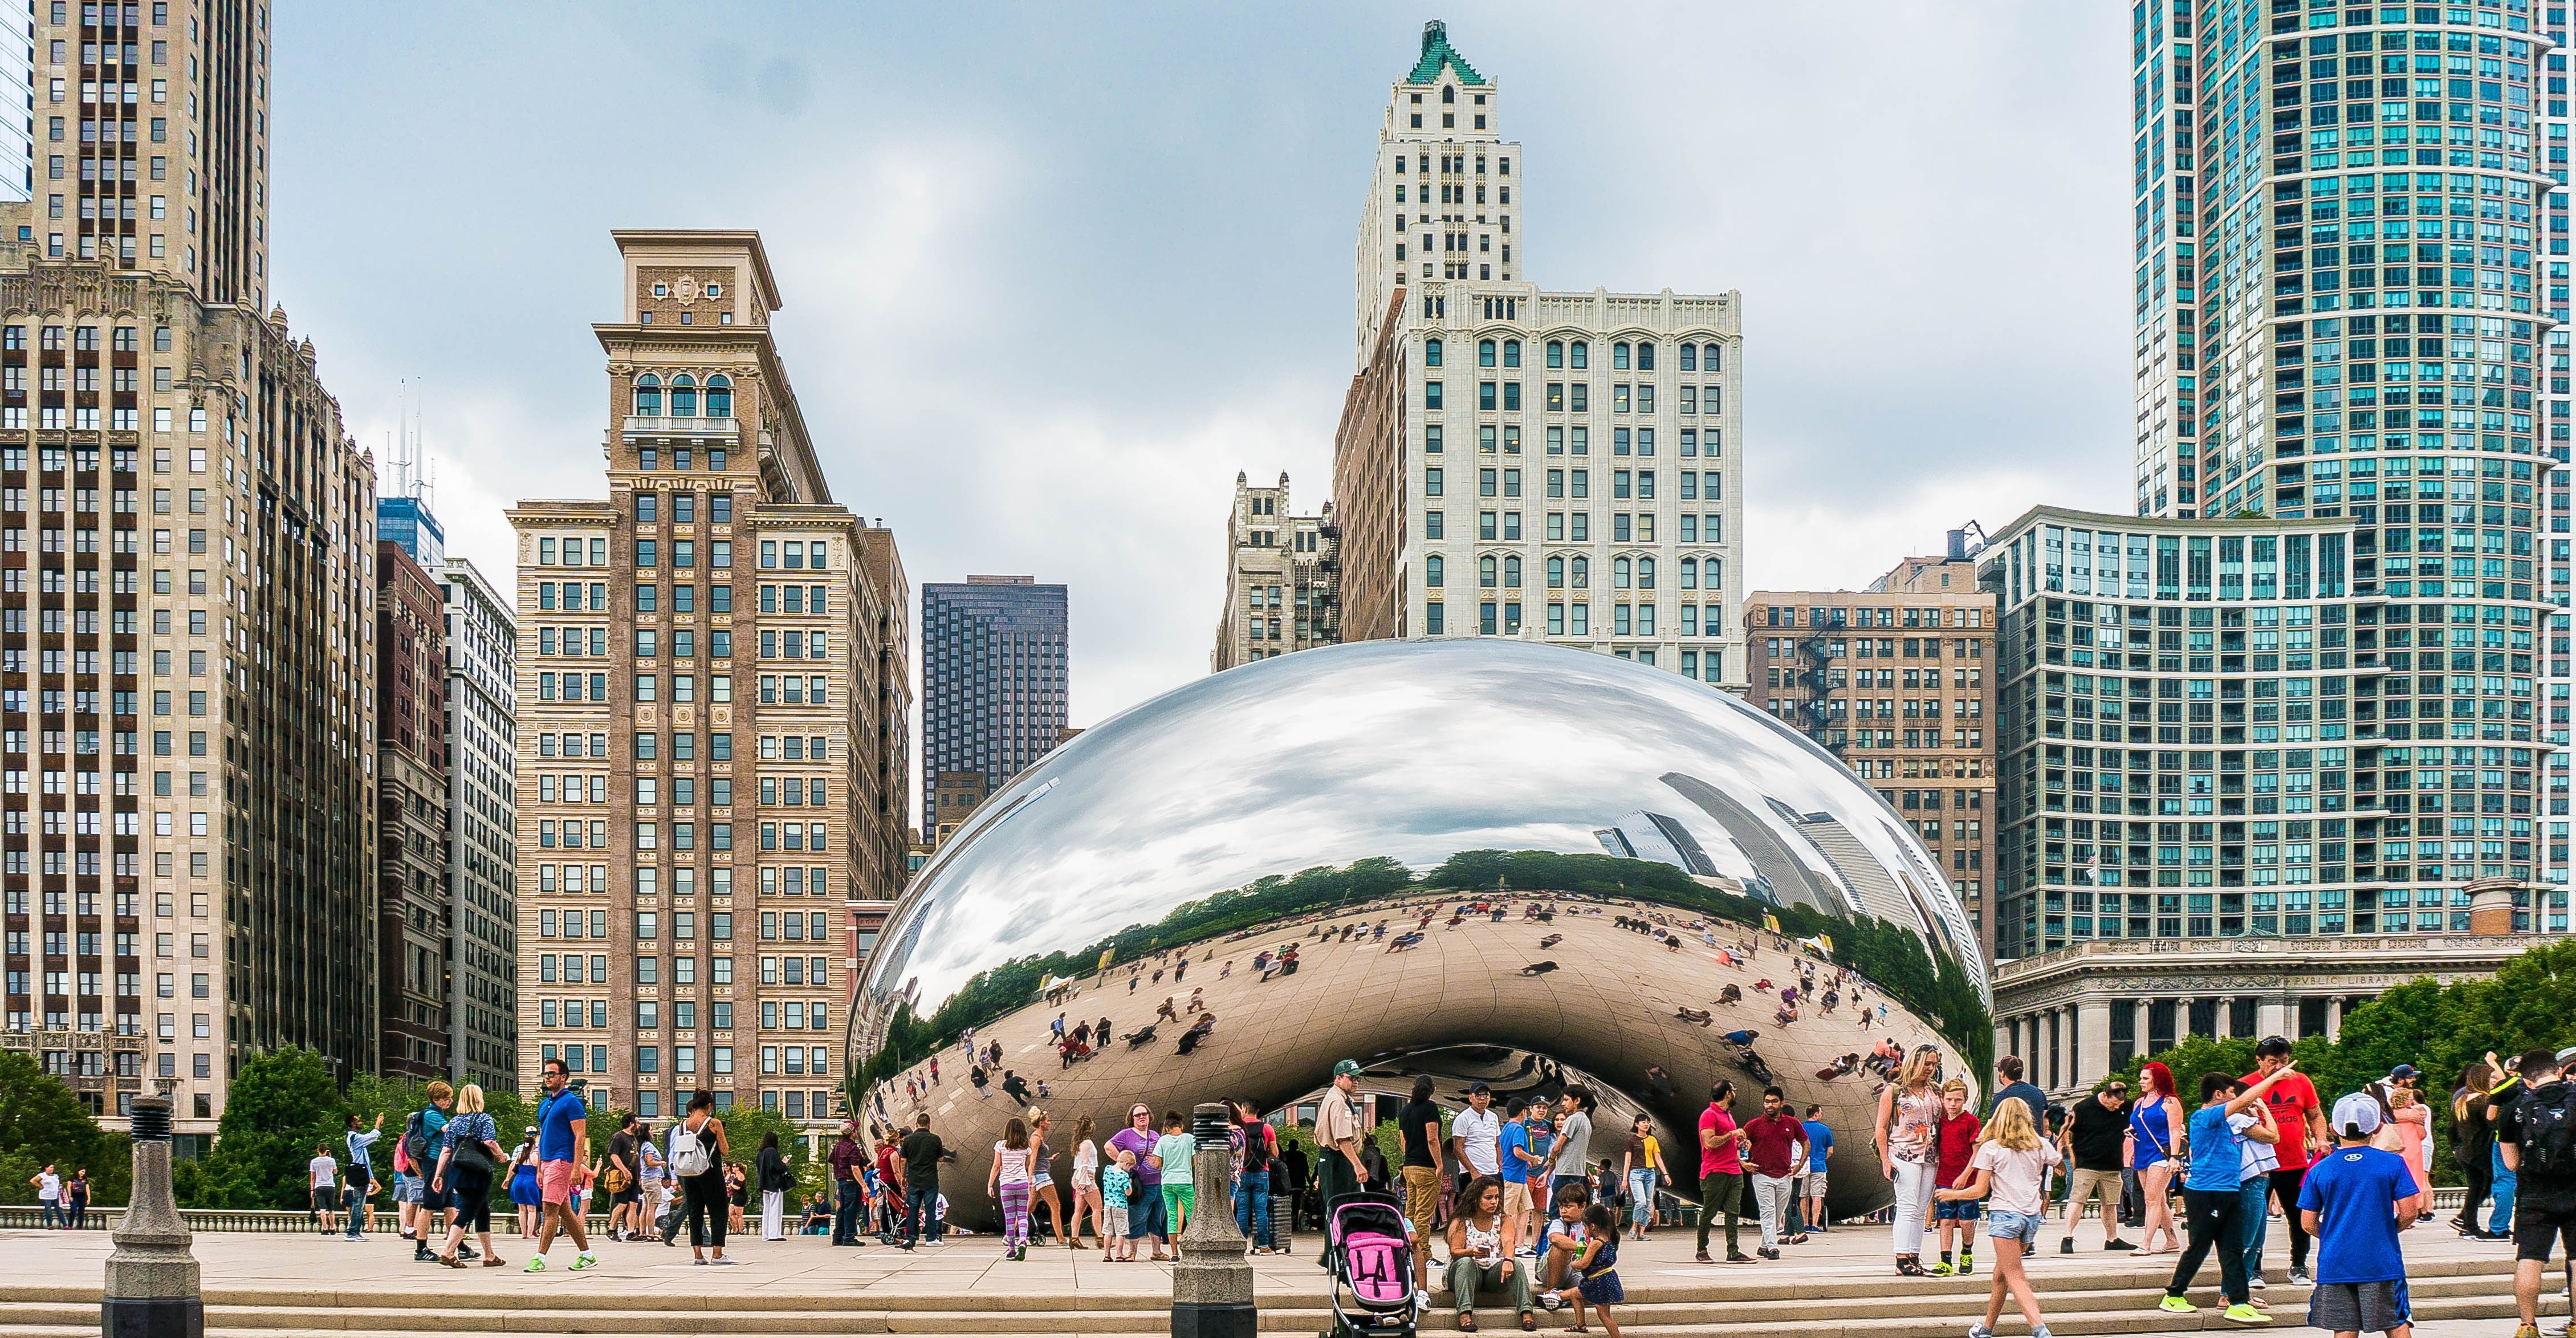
[2513,1083,2576,1179]
[400,1109,434,1169]
[670,1117,714,1178]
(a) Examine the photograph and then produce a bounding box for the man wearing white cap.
[2298,1092,2424,1338]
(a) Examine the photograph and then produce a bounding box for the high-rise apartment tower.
[920,576,1067,806]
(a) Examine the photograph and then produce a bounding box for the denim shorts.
[1934,1197,1982,1222]
[1986,1208,2044,1246]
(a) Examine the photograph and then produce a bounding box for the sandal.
[483,1257,507,1267]
[1520,1315,1539,1332]
[436,1254,463,1269]
[1896,1258,1930,1277]
[1460,1314,1478,1333]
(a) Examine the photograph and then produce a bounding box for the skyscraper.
[1212,471,1338,672]
[0,2,374,1140]
[375,519,447,1081]
[1332,22,1745,686]
[921,576,1068,819]
[508,230,912,1128]
[1,0,272,306]
[439,556,517,1093]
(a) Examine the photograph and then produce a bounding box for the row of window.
[1424,380,1724,417]
[534,819,827,852]
[1423,337,1724,373]
[1423,553,1719,590]
[630,375,732,419]
[1421,510,1727,546]
[1425,423,1726,456]
[1422,600,1726,639]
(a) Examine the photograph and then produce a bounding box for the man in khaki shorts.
[2057,1078,2139,1253]
[1499,1098,1539,1249]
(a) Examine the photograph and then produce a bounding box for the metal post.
[1170,1102,1255,1338]
[102,1095,201,1338]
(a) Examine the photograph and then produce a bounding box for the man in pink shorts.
[525,1058,597,1272]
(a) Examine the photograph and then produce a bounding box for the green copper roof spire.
[1406,19,1486,87]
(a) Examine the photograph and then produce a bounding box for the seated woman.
[1444,1176,1534,1333]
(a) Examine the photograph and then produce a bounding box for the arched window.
[705,374,732,418]
[1680,557,1699,590]
[1442,85,1456,104]
[1479,555,1498,588]
[1503,339,1521,368]
[1611,341,1631,371]
[1425,338,1443,367]
[1613,557,1632,589]
[1546,340,1564,369]
[1679,344,1698,372]
[1637,340,1656,371]
[1571,556,1589,588]
[1569,340,1589,369]
[1503,555,1522,588]
[1703,342,1723,371]
[1478,339,1496,368]
[1637,557,1655,590]
[1425,555,1445,588]
[633,374,662,417]
[669,374,698,418]
[1546,555,1565,588]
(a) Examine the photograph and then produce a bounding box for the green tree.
[2105,1035,2261,1114]
[193,1047,344,1209]
[0,1050,108,1205]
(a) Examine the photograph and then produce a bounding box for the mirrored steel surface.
[854,640,1988,1222]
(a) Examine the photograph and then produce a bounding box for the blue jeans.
[905,1184,943,1244]
[39,1202,61,1229]
[2238,1174,2271,1283]
[2491,1143,2517,1234]
[833,1180,862,1245]
[1627,1169,1658,1233]
[1234,1169,1272,1247]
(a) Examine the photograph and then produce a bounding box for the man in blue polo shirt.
[524,1059,598,1272]
[1801,1105,1835,1233]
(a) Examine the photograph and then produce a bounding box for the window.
[633,374,661,417]
[705,375,732,418]
[1425,338,1442,367]
[670,375,697,417]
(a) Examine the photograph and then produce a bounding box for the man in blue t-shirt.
[2158,1063,2300,1322]
[1497,1098,1535,1251]
[1800,1105,1835,1233]
[2299,1093,2423,1338]
[526,1058,597,1272]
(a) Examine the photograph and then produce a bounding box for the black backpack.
[400,1109,434,1169]
[2514,1082,2576,1179]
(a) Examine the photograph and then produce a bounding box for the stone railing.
[1995,932,2541,985]
[0,1205,616,1234]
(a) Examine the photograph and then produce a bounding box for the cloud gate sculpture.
[854,640,1991,1226]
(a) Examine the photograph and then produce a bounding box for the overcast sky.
[272,3,2134,757]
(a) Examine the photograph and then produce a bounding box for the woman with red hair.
[2129,1062,2186,1255]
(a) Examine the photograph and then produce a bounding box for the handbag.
[451,1119,497,1174]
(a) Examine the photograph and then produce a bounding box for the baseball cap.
[2256,1035,2294,1058]
[2388,1064,2421,1081]
[1468,1081,1492,1096]
[1333,1059,1362,1078]
[2330,1092,2383,1137]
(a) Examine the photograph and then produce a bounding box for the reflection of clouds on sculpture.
[866,640,1987,1028]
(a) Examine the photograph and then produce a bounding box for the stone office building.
[1212,470,1339,672]
[508,230,910,1128]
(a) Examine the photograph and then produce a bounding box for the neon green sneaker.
[2222,1304,2273,1324]
[1958,1252,1975,1276]
[2156,1296,2197,1315]
[1930,1260,1956,1276]
[522,1256,546,1274]
[568,1252,599,1271]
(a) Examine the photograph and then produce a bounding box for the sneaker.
[1536,1295,1564,1312]
[924,1238,945,1247]
[2157,1296,2198,1315]
[1958,1254,1975,1276]
[2105,1239,2137,1251]
[522,1257,547,1273]
[568,1253,599,1272]
[1968,1326,1996,1338]
[2250,1275,2267,1291]
[2287,1266,2311,1286]
[2032,1327,2054,1338]
[2222,1304,2273,1324]
[1757,1246,1780,1260]
[2059,1238,2075,1255]
[2512,1325,2544,1338]
[1930,1260,1956,1276]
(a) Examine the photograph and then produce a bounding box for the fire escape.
[1794,609,1845,754]
[1311,517,1344,645]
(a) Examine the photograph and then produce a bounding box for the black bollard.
[102,1095,202,1338]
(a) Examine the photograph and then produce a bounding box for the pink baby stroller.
[1322,1191,1419,1338]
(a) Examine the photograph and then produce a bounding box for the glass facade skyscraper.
[921,576,1069,818]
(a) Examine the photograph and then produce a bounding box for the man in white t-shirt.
[32,1164,62,1229]
[308,1144,341,1235]
[1452,1083,1503,1197]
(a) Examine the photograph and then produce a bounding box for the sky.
[270,3,2137,756]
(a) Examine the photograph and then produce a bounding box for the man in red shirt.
[1743,1085,1810,1260]
[1931,1079,1983,1275]
[2245,1035,2331,1284]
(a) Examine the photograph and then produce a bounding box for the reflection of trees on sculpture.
[858,850,1992,1087]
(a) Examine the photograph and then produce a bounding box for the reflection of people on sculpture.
[1519,961,1558,977]
[1816,1054,1860,1081]
[1155,996,1179,1022]
[1716,983,1743,1007]
[1122,1024,1158,1048]
[1176,1012,1217,1054]
[1675,1007,1713,1027]
[1538,934,1562,950]
[1722,1029,1759,1046]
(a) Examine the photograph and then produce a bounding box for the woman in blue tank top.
[2128,1061,2184,1255]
